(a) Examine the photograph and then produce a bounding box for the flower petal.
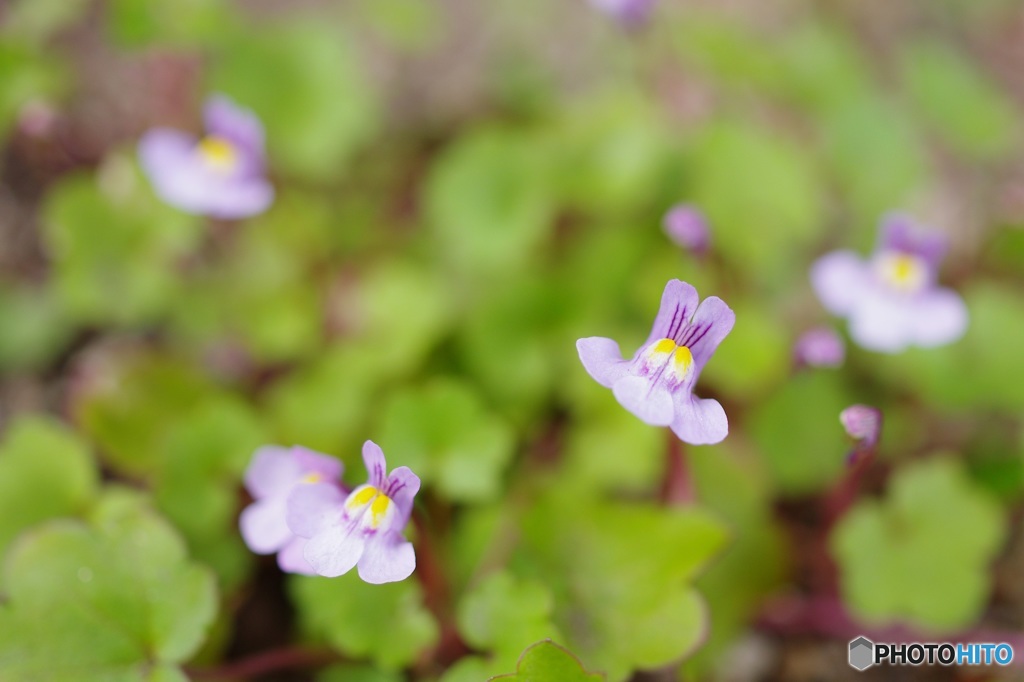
[291,446,343,481]
[286,482,344,538]
[670,395,728,445]
[357,533,416,584]
[304,522,366,578]
[203,178,275,220]
[612,375,674,427]
[847,290,915,352]
[243,445,303,499]
[908,288,968,348]
[878,212,946,270]
[677,295,735,371]
[644,280,701,349]
[362,440,389,489]
[277,537,316,575]
[239,497,292,554]
[204,95,265,155]
[383,466,421,527]
[577,337,629,388]
[811,251,870,316]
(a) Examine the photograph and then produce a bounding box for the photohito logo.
[848,636,1014,670]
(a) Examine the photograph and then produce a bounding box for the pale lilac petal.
[590,0,655,26]
[202,179,274,220]
[793,327,845,368]
[878,212,946,270]
[644,279,701,349]
[304,523,366,578]
[239,497,292,554]
[362,441,388,489]
[907,288,968,348]
[670,395,728,445]
[277,537,316,575]
[204,95,265,155]
[677,296,735,371]
[847,291,916,353]
[357,533,416,584]
[840,404,881,448]
[577,337,629,388]
[290,447,343,481]
[243,446,303,499]
[286,482,344,538]
[663,205,709,254]
[811,251,870,316]
[612,376,674,427]
[383,467,420,526]
[138,128,214,214]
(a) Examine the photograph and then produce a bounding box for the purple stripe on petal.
[384,466,421,526]
[680,296,735,371]
[362,441,388,489]
[645,280,700,348]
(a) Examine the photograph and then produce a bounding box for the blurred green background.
[1,0,1023,680]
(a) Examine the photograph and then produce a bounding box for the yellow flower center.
[875,251,927,293]
[647,338,694,379]
[301,472,323,484]
[196,135,238,173]
[345,485,395,530]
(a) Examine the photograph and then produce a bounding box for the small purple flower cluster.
[241,441,419,584]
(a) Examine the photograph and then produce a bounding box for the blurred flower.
[840,404,881,452]
[589,0,656,28]
[793,327,845,368]
[17,100,58,138]
[240,445,344,575]
[811,213,968,353]
[138,95,274,218]
[577,279,735,444]
[288,441,420,584]
[663,204,710,256]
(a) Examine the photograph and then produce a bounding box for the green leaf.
[0,494,217,681]
[832,458,1007,631]
[689,121,824,285]
[0,38,68,139]
[2,0,89,43]
[521,494,728,680]
[490,640,604,682]
[457,572,562,668]
[749,371,851,493]
[291,573,438,670]
[208,21,378,180]
[42,162,202,326]
[425,125,555,275]
[698,299,789,400]
[106,0,230,47]
[377,378,515,503]
[318,664,405,682]
[0,416,98,568]
[900,41,1020,161]
[0,284,73,372]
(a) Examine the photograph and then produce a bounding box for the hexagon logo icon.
[849,636,875,671]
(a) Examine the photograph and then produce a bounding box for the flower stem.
[660,430,695,505]
[185,645,340,680]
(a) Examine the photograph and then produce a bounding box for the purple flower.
[589,0,656,27]
[840,404,882,457]
[663,204,710,256]
[811,213,968,353]
[793,327,845,368]
[138,95,274,218]
[577,279,735,445]
[287,441,420,584]
[240,445,345,575]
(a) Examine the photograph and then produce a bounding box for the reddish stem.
[660,430,695,505]
[185,645,340,680]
